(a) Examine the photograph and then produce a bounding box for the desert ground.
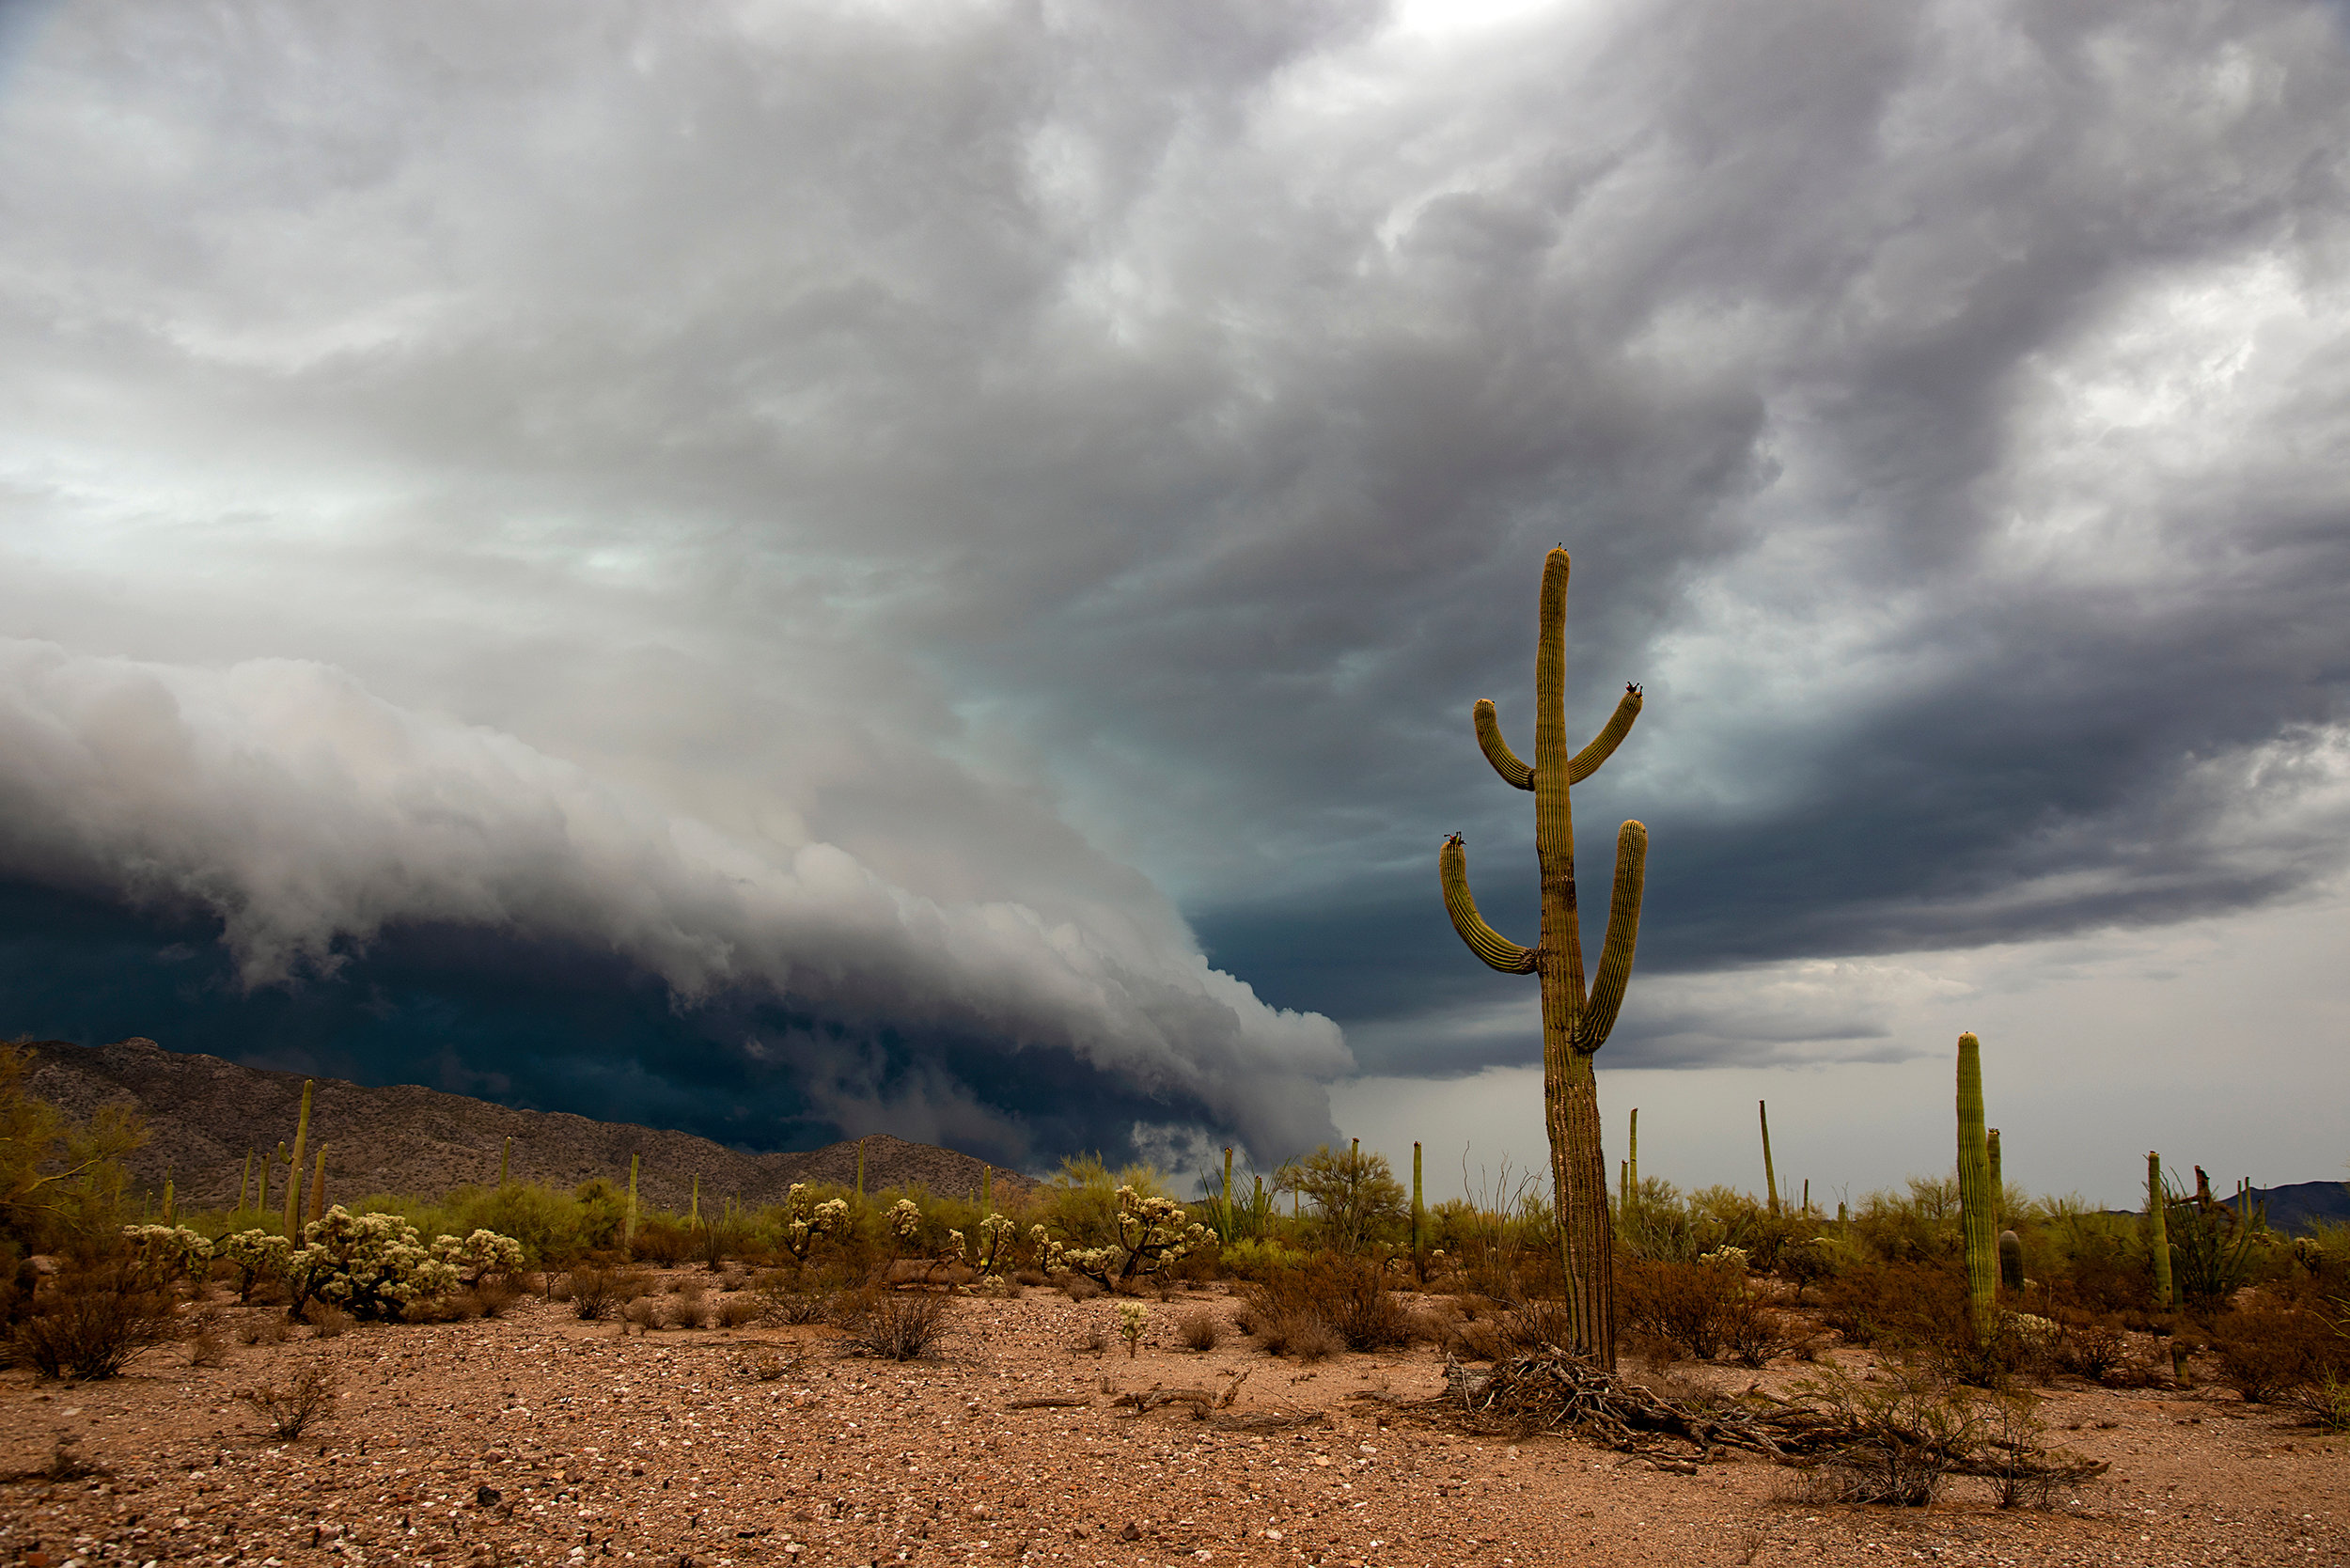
[3,1278,2342,1568]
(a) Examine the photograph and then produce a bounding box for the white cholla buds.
[887,1199,923,1243]
[431,1229,525,1286]
[288,1207,466,1321]
[1038,1185,1211,1288]
[121,1224,211,1283]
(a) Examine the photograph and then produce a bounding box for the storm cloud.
[0,0,2343,1179]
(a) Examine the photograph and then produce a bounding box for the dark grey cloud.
[0,0,2343,1150]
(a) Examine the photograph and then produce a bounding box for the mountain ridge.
[19,1036,1041,1215]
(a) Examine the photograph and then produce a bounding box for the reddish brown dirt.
[3,1281,2343,1568]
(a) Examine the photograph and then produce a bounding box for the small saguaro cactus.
[2146,1152,2173,1309]
[282,1080,314,1243]
[1411,1140,1425,1274]
[1954,1033,1998,1338]
[1999,1229,2026,1294]
[626,1153,641,1249]
[855,1137,868,1199]
[308,1145,329,1224]
[1760,1101,1779,1216]
[1440,547,1649,1367]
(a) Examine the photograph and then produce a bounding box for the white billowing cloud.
[0,638,1349,1156]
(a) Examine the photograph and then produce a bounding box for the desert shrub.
[10,1262,179,1379]
[2051,1312,2134,1382]
[1255,1309,1343,1362]
[237,1312,290,1346]
[474,1278,523,1318]
[286,1208,461,1322]
[716,1293,762,1327]
[1176,1308,1223,1351]
[668,1283,711,1329]
[1236,1254,1413,1354]
[1218,1238,1309,1280]
[749,1267,833,1325]
[302,1300,354,1338]
[2282,1373,2350,1433]
[631,1215,695,1266]
[837,1288,950,1361]
[186,1309,227,1367]
[1059,1275,1104,1302]
[1,1043,144,1258]
[1787,1367,1986,1507]
[621,1296,661,1331]
[241,1361,337,1439]
[566,1265,649,1322]
[1620,1258,1747,1361]
[1819,1260,1966,1349]
[1274,1144,1408,1254]
[2209,1301,2350,1403]
[215,1231,293,1303]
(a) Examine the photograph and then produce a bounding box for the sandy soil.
[3,1278,2343,1568]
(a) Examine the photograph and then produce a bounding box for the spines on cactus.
[1954,1033,1998,1338]
[1438,547,1650,1367]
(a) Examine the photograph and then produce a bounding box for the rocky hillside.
[19,1037,1041,1215]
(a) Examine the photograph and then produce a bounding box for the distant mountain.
[2248,1180,2350,1235]
[19,1037,1041,1215]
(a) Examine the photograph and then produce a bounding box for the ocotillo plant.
[2146,1152,2173,1309]
[1440,547,1648,1366]
[1760,1101,1779,1216]
[1954,1033,1998,1338]
[283,1080,314,1243]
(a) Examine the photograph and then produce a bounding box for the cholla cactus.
[886,1199,924,1250]
[1697,1245,1751,1272]
[216,1229,294,1303]
[287,1207,461,1321]
[778,1184,850,1264]
[1042,1185,1211,1289]
[1116,1300,1147,1358]
[431,1229,525,1287]
[973,1213,1019,1277]
[122,1224,210,1285]
[945,1229,967,1261]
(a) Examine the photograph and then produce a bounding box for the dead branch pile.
[1421,1353,2107,1493]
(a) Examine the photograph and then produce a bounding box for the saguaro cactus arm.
[1567,686,1644,785]
[1440,835,1538,973]
[1473,700,1534,791]
[1576,820,1648,1049]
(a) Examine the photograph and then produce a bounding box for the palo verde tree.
[1439,547,1647,1367]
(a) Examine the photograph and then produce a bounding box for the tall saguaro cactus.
[1955,1033,1998,1339]
[1440,547,1648,1367]
[282,1080,314,1243]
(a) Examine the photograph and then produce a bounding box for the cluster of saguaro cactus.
[1440,548,1649,1366]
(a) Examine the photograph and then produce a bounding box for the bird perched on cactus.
[1440,547,1648,1367]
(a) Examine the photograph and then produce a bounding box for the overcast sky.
[1,0,2344,1204]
